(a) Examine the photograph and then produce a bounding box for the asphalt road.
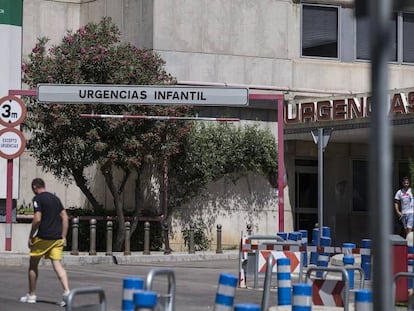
[0,259,266,311]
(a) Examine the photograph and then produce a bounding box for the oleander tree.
[22,17,193,250]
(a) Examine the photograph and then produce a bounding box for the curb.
[0,250,240,266]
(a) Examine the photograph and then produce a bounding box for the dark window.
[353,160,368,211]
[356,16,370,60]
[356,12,399,62]
[403,13,414,62]
[302,5,338,58]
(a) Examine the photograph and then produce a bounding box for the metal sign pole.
[5,159,13,251]
[317,128,324,246]
[369,0,392,310]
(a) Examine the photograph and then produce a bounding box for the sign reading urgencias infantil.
[0,0,23,199]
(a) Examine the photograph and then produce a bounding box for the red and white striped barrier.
[80,113,240,122]
[312,279,345,307]
[258,250,301,273]
[241,243,372,255]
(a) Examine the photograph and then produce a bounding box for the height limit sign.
[0,96,27,159]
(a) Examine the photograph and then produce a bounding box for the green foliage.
[168,122,278,209]
[181,220,210,251]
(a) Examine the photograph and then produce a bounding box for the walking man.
[20,178,70,306]
[394,176,414,237]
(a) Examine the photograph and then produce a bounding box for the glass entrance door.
[295,165,318,241]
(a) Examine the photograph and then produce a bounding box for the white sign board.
[37,84,249,106]
[0,128,26,159]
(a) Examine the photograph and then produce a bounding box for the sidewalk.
[0,250,240,266]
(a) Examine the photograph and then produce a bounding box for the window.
[403,13,414,62]
[302,5,339,58]
[357,12,414,63]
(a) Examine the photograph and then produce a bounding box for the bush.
[181,220,210,251]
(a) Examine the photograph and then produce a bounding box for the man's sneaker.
[20,293,36,303]
[58,291,70,307]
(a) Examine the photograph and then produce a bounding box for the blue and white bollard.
[322,226,330,238]
[288,231,301,243]
[361,239,372,280]
[310,228,319,265]
[122,277,144,311]
[299,230,308,267]
[343,243,356,289]
[355,289,373,311]
[277,232,288,240]
[316,236,331,278]
[292,283,312,311]
[233,303,260,311]
[133,290,158,311]
[277,257,292,305]
[214,273,238,311]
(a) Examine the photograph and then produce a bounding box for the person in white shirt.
[394,176,414,237]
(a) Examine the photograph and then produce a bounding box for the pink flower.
[21,63,28,73]
[47,75,54,82]
[64,36,74,43]
[80,48,86,54]
[32,45,40,53]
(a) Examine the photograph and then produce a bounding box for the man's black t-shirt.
[33,192,64,240]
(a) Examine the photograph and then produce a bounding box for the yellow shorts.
[30,237,64,260]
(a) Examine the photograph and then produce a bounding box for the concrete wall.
[0,223,30,253]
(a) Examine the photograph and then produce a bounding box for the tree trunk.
[72,168,102,213]
[101,161,127,251]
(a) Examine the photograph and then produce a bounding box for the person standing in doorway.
[20,178,70,306]
[394,176,414,237]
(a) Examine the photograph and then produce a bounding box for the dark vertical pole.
[106,220,113,256]
[71,217,79,256]
[317,128,324,247]
[278,98,285,232]
[369,0,393,310]
[143,221,150,255]
[5,159,13,251]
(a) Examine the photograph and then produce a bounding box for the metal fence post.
[124,221,131,256]
[143,221,150,255]
[106,220,113,256]
[189,225,195,254]
[70,217,79,256]
[216,224,223,254]
[162,220,171,255]
[89,218,97,256]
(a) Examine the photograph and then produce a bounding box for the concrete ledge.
[0,250,240,266]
